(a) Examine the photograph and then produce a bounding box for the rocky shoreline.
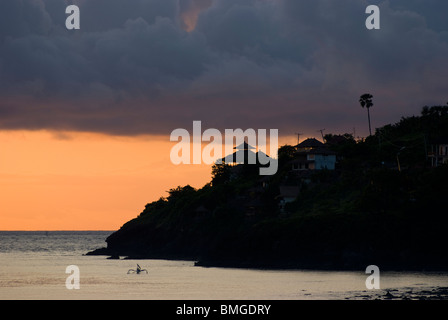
[86,246,448,273]
[346,287,448,300]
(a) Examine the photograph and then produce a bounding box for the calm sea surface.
[1,231,447,300]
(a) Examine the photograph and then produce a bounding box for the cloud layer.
[0,0,447,136]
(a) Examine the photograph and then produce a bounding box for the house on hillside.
[291,138,337,171]
[276,138,338,214]
[428,139,448,167]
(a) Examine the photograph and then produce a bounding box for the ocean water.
[1,231,448,300]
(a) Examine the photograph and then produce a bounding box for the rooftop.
[295,138,325,149]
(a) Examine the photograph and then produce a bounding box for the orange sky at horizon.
[0,130,213,231]
[0,130,297,231]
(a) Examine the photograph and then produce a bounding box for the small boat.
[127,264,148,274]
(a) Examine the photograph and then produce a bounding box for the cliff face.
[92,106,448,270]
[100,166,448,270]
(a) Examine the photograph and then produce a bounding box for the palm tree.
[359,93,374,136]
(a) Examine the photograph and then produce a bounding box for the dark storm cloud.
[0,0,447,136]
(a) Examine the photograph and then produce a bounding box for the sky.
[1,0,447,230]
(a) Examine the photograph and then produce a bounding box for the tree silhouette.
[211,163,230,186]
[359,93,374,136]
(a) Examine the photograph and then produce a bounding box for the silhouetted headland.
[87,104,448,271]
